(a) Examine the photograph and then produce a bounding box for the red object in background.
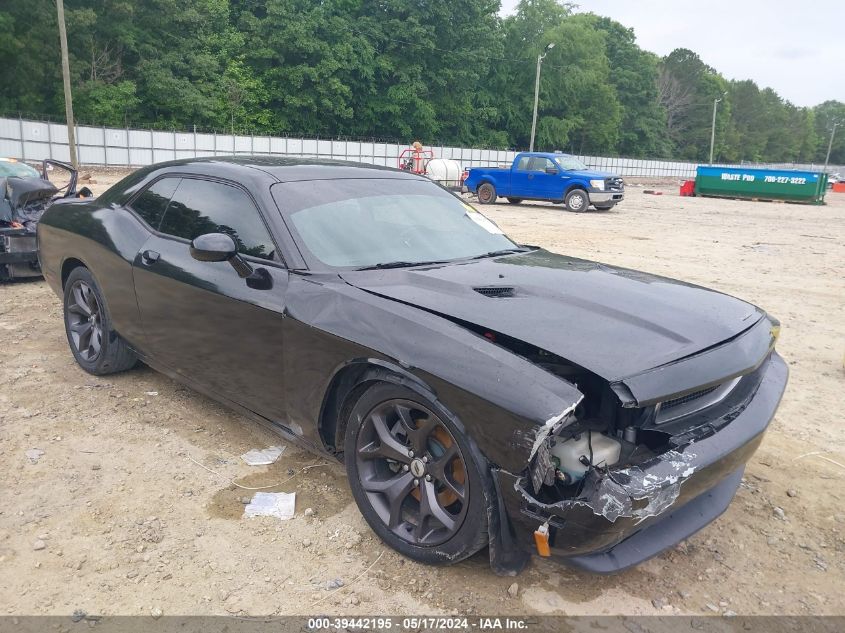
[397,147,434,174]
[832,182,845,193]
[680,180,696,196]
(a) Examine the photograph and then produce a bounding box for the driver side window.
[158,179,276,261]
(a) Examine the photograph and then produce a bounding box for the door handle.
[141,250,160,265]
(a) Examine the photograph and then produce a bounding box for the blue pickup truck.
[464,152,624,211]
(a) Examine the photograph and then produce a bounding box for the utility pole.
[709,91,727,165]
[529,42,555,152]
[56,0,78,169]
[823,120,840,172]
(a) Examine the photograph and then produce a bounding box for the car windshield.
[273,178,520,269]
[555,156,588,171]
[0,159,40,179]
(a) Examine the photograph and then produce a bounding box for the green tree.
[496,3,622,153]
[813,101,845,165]
[590,15,669,157]
[658,48,730,161]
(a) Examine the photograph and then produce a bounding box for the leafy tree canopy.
[1,0,841,163]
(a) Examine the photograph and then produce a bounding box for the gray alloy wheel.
[66,279,104,362]
[62,266,137,375]
[354,398,469,546]
[564,188,589,212]
[477,183,497,204]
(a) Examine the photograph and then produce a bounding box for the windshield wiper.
[467,247,530,260]
[355,260,449,271]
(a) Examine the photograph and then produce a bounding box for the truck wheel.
[477,183,497,204]
[506,198,523,204]
[594,203,615,211]
[564,189,589,212]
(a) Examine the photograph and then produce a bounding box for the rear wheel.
[345,382,489,565]
[564,188,589,212]
[477,183,497,204]
[506,198,523,204]
[63,267,137,375]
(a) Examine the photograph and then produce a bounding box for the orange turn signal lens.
[534,523,551,557]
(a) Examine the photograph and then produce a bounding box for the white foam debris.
[240,446,286,466]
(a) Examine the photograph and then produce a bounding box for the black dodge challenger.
[37,157,788,574]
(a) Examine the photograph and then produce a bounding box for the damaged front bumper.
[495,351,788,573]
[0,229,40,280]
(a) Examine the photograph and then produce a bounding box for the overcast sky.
[499,0,844,107]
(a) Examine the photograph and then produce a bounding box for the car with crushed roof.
[36,156,788,574]
[1,158,87,280]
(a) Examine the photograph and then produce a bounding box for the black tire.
[477,182,497,204]
[594,203,615,211]
[506,198,523,204]
[344,382,489,565]
[63,266,137,375]
[564,188,589,212]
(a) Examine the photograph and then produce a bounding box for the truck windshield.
[273,178,520,269]
[555,156,588,171]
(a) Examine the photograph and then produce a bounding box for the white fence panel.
[253,136,271,153]
[22,141,49,160]
[129,130,152,148]
[2,116,842,177]
[152,131,174,150]
[0,138,23,157]
[129,148,153,166]
[215,135,234,153]
[79,146,105,164]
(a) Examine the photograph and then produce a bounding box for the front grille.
[661,385,721,412]
[606,177,624,191]
[655,375,742,424]
[473,286,515,298]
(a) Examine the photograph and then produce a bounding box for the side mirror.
[545,167,559,175]
[190,233,236,262]
[190,232,273,290]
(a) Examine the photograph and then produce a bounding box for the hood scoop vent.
[473,286,515,298]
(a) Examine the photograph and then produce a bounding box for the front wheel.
[564,188,589,212]
[477,183,497,204]
[344,382,489,565]
[63,266,137,375]
[594,203,615,211]
[506,198,523,204]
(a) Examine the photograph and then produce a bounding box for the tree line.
[1,0,843,164]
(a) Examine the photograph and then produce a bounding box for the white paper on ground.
[243,492,296,520]
[240,445,286,466]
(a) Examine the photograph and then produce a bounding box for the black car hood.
[5,176,57,210]
[340,249,763,383]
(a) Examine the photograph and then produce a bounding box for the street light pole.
[529,43,555,152]
[56,0,78,169]
[709,91,727,165]
[823,120,840,172]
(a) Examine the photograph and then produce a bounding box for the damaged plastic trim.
[528,396,583,461]
[520,446,698,523]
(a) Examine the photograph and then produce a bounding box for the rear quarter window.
[129,178,180,229]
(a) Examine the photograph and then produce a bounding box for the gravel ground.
[1,170,844,617]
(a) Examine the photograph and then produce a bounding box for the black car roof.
[99,155,428,208]
[145,155,424,183]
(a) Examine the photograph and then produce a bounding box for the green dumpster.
[695,166,827,204]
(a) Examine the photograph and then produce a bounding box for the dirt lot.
[1,169,844,617]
